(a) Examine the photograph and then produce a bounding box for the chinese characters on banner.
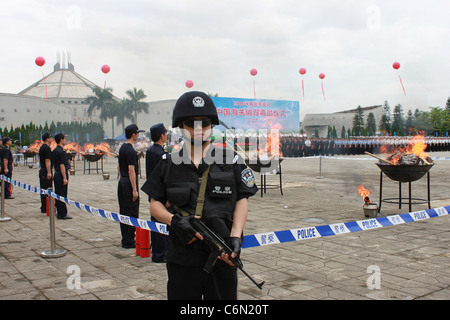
[211,97,300,132]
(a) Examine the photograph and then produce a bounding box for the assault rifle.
[190,217,265,290]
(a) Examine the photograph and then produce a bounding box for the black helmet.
[172,91,219,128]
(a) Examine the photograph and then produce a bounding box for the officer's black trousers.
[39,170,52,213]
[150,216,169,262]
[118,177,139,247]
[166,260,237,300]
[53,171,68,218]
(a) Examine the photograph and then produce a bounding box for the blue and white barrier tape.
[1,175,449,250]
[241,206,449,248]
[0,175,168,235]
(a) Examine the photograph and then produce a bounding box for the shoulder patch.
[241,167,255,188]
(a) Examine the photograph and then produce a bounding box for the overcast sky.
[1,0,450,121]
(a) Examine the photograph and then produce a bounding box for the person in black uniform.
[118,124,144,249]
[39,133,53,213]
[52,132,71,219]
[146,123,169,262]
[141,91,258,300]
[0,137,14,199]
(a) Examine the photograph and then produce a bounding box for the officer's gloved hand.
[226,237,242,258]
[171,214,197,244]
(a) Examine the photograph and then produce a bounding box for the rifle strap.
[176,165,211,217]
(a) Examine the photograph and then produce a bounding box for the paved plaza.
[1,152,449,300]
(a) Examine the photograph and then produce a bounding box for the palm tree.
[115,98,134,134]
[86,87,114,129]
[104,99,123,138]
[125,88,149,126]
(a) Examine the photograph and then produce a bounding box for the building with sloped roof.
[1,52,176,139]
[301,105,383,137]
[18,52,106,123]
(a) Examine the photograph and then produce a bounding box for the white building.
[301,105,384,137]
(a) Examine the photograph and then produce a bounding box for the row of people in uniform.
[280,136,450,157]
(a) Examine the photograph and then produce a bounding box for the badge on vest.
[241,168,255,187]
[211,185,233,196]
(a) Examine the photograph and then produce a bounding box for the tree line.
[1,121,104,146]
[349,98,450,138]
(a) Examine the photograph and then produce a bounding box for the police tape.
[241,206,450,248]
[0,175,169,236]
[1,175,449,250]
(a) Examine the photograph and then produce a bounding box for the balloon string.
[321,80,326,101]
[253,79,256,99]
[42,71,47,101]
[302,79,305,101]
[398,73,406,95]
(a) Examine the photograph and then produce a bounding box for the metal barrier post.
[316,156,324,179]
[41,188,66,258]
[0,177,11,222]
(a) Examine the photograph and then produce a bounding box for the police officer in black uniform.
[39,133,53,213]
[118,124,144,248]
[146,123,169,262]
[141,91,258,300]
[0,137,14,199]
[52,132,71,219]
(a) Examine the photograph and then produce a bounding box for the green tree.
[405,109,414,134]
[379,100,391,134]
[392,104,405,135]
[125,88,149,126]
[366,112,376,136]
[86,87,114,130]
[115,98,134,133]
[352,105,364,136]
[341,125,346,138]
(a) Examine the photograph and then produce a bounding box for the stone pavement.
[0,152,449,300]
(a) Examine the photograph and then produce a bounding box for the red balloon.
[299,68,306,75]
[35,56,45,67]
[250,68,258,76]
[393,62,400,70]
[185,80,194,88]
[319,73,325,79]
[101,64,110,74]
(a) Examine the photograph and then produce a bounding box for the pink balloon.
[185,80,194,88]
[299,68,306,75]
[35,56,45,67]
[319,73,325,79]
[250,68,258,76]
[101,64,110,74]
[393,62,400,70]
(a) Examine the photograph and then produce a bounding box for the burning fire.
[81,142,115,156]
[258,130,283,159]
[357,184,372,204]
[25,140,115,156]
[379,134,431,165]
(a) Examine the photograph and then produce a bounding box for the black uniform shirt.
[141,145,258,266]
[145,143,166,179]
[52,145,70,172]
[118,143,138,177]
[0,146,13,172]
[39,143,52,174]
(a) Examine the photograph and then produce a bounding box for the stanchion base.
[0,217,11,222]
[316,176,325,179]
[41,249,67,258]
